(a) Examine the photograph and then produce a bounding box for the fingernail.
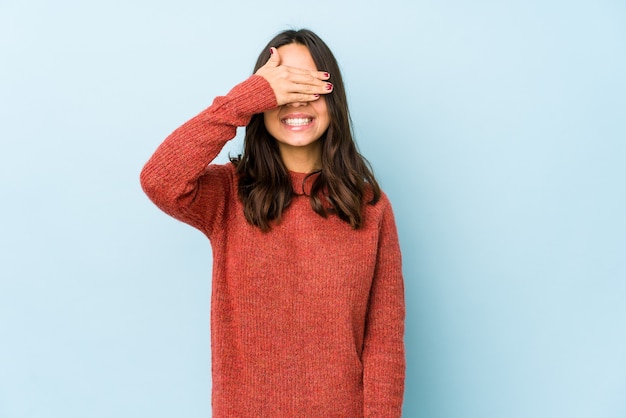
[323,72,330,78]
[314,94,320,98]
[326,83,333,91]
[269,48,274,55]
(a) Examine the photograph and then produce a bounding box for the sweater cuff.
[226,75,278,118]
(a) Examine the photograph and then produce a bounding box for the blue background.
[1,1,625,417]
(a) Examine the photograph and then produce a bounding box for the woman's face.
[263,43,331,162]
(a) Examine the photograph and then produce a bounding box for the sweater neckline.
[289,170,321,196]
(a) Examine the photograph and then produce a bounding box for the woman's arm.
[139,75,276,236]
[140,49,331,237]
[362,199,406,417]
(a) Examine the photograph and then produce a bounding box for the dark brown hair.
[231,29,380,231]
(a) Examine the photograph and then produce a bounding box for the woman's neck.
[278,142,322,173]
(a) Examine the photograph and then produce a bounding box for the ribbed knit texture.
[140,75,405,417]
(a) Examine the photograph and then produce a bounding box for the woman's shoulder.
[198,162,240,192]
[363,181,392,206]
[363,185,394,222]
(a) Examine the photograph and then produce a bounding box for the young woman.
[140,29,405,417]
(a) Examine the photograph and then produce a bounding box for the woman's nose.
[287,101,308,108]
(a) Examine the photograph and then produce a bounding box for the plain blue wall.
[1,1,625,417]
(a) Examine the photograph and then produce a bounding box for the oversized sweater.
[140,75,405,417]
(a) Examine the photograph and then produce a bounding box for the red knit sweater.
[140,75,405,417]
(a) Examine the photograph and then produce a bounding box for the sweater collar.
[289,170,321,196]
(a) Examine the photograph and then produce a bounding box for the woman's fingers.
[265,47,281,68]
[255,50,332,105]
[285,71,332,91]
[271,66,331,91]
[274,68,332,104]
[284,66,330,81]
[285,92,323,103]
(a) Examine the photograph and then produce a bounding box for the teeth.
[283,118,312,126]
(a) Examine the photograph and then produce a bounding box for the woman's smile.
[281,114,315,130]
[281,112,315,130]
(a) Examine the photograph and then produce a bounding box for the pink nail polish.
[324,72,330,78]
[314,94,320,98]
[326,83,333,91]
[269,48,274,55]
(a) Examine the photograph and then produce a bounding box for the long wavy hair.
[231,29,380,231]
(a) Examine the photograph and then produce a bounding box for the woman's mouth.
[282,117,314,127]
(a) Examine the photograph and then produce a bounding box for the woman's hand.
[255,47,332,106]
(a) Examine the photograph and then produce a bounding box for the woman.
[140,29,405,417]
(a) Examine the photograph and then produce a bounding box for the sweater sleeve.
[362,199,406,417]
[139,75,277,237]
